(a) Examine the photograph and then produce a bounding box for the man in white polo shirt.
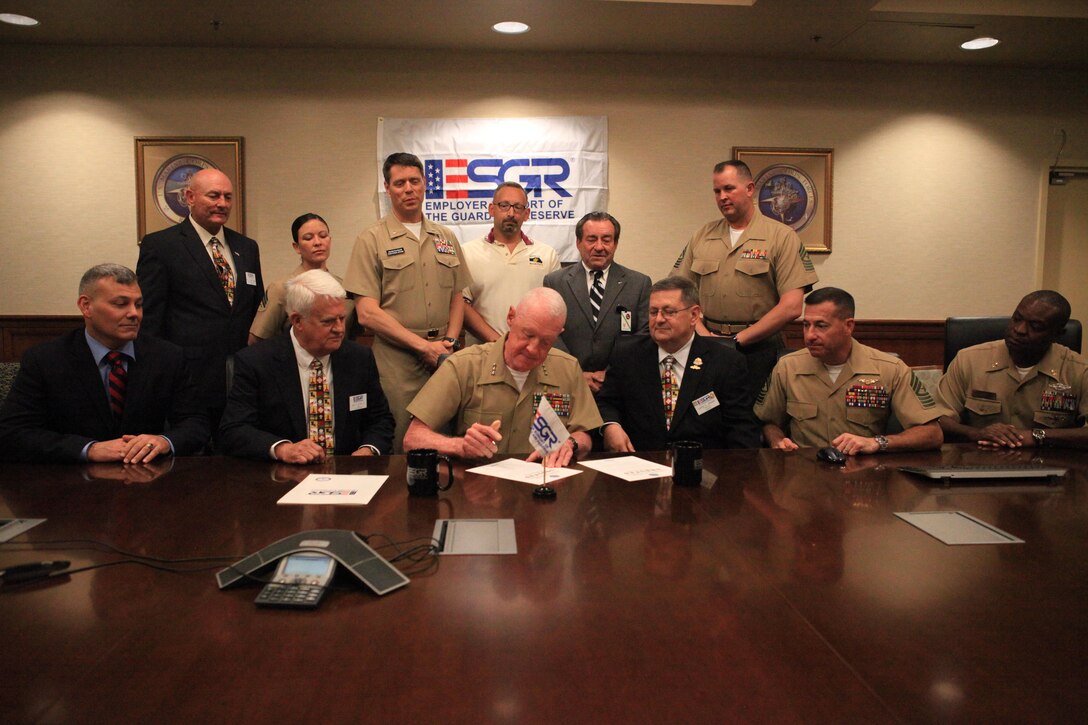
[461,182,560,346]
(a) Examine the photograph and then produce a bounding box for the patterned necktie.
[209,237,235,306]
[661,355,678,430]
[308,359,335,452]
[590,269,604,324]
[106,351,127,418]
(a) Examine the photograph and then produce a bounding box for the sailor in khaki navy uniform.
[677,160,818,400]
[938,290,1088,450]
[342,152,473,453]
[404,288,602,467]
[756,287,945,455]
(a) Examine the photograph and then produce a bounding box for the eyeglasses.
[648,305,694,319]
[494,202,528,212]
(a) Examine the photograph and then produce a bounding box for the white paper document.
[277,474,387,506]
[466,457,581,485]
[579,456,674,482]
[0,518,46,543]
[433,519,518,555]
[894,511,1024,545]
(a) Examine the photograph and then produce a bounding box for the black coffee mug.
[406,448,455,497]
[671,440,703,487]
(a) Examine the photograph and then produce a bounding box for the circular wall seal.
[152,154,217,223]
[754,164,817,232]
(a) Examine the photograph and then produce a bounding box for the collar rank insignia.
[533,392,572,417]
[490,363,497,376]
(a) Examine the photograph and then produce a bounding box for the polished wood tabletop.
[1,445,1086,724]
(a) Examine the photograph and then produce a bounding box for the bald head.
[515,287,566,322]
[504,288,567,372]
[185,168,234,234]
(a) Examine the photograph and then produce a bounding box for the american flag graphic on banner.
[425,158,469,199]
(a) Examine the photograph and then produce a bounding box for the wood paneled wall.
[3,315,947,367]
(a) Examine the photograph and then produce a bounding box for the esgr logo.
[425,157,571,199]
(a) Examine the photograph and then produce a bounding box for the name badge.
[386,247,405,256]
[692,392,720,415]
[245,272,257,286]
[620,310,632,332]
[349,393,368,411]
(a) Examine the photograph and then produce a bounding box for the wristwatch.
[1032,428,1047,447]
[874,435,889,452]
[568,436,580,458]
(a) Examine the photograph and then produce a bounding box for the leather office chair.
[944,317,1083,371]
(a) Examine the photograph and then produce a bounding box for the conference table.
[1,444,1086,724]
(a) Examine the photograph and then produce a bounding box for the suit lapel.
[330,347,352,453]
[564,266,595,327]
[598,266,626,327]
[672,337,708,429]
[69,332,118,435]
[272,337,308,440]
[181,219,231,309]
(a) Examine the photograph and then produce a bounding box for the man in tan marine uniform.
[343,152,473,453]
[677,160,818,399]
[404,288,602,466]
[938,290,1088,450]
[756,287,945,455]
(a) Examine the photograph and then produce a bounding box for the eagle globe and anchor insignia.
[152,154,218,223]
[754,164,818,232]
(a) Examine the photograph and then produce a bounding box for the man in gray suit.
[543,212,651,393]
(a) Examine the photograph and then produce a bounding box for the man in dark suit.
[218,270,394,462]
[136,168,262,426]
[543,212,651,394]
[596,276,760,451]
[0,264,209,462]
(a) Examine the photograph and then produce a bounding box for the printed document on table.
[277,474,387,506]
[894,511,1024,545]
[467,457,581,485]
[579,457,674,482]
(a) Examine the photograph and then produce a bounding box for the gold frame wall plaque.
[733,146,833,254]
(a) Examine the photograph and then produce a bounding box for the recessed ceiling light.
[961,37,999,50]
[492,21,529,35]
[0,13,39,26]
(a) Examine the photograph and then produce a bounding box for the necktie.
[106,351,127,418]
[209,237,235,306]
[590,270,604,324]
[308,359,335,452]
[661,355,678,430]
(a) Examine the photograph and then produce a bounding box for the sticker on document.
[692,392,720,415]
[619,309,632,332]
[349,393,368,411]
[245,272,257,286]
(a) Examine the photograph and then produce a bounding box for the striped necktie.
[106,351,127,418]
[590,269,604,324]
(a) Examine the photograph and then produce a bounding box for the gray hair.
[516,287,566,321]
[79,264,138,296]
[285,269,346,317]
[650,276,700,308]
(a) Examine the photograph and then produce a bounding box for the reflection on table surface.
[1,445,1086,723]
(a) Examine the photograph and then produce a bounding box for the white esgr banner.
[377,116,608,262]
